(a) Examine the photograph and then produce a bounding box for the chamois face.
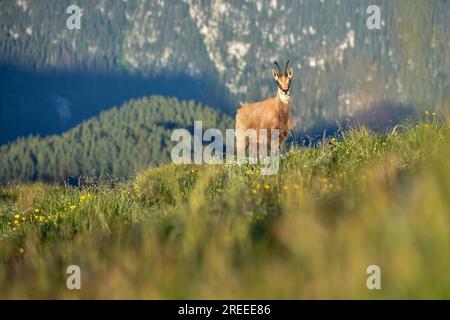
[272,61,294,95]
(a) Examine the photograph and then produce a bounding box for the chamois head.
[272,60,294,95]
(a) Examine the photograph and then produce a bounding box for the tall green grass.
[1,117,449,299]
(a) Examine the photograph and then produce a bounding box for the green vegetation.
[1,116,449,299]
[1,0,448,299]
[0,96,233,184]
[1,0,449,142]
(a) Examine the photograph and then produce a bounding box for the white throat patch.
[277,88,290,104]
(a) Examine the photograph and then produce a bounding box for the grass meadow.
[1,115,450,299]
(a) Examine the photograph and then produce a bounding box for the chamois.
[235,60,294,154]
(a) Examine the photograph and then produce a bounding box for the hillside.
[0,96,233,184]
[1,0,449,143]
[0,118,449,298]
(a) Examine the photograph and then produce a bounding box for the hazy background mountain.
[1,0,449,145]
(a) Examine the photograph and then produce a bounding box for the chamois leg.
[235,128,249,163]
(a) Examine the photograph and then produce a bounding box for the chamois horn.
[274,61,282,75]
[285,60,290,75]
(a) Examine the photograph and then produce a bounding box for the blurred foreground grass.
[1,117,450,299]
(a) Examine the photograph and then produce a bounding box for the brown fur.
[235,61,294,153]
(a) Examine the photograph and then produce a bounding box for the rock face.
[0,0,449,135]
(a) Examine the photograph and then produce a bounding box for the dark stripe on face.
[278,83,291,94]
[278,86,290,95]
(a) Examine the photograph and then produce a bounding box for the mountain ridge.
[1,0,448,143]
[0,95,234,184]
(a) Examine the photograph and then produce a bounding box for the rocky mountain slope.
[0,0,449,142]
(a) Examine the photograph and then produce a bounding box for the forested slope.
[0,96,233,184]
[1,0,449,143]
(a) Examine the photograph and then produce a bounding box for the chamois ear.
[272,68,279,81]
[287,66,294,79]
